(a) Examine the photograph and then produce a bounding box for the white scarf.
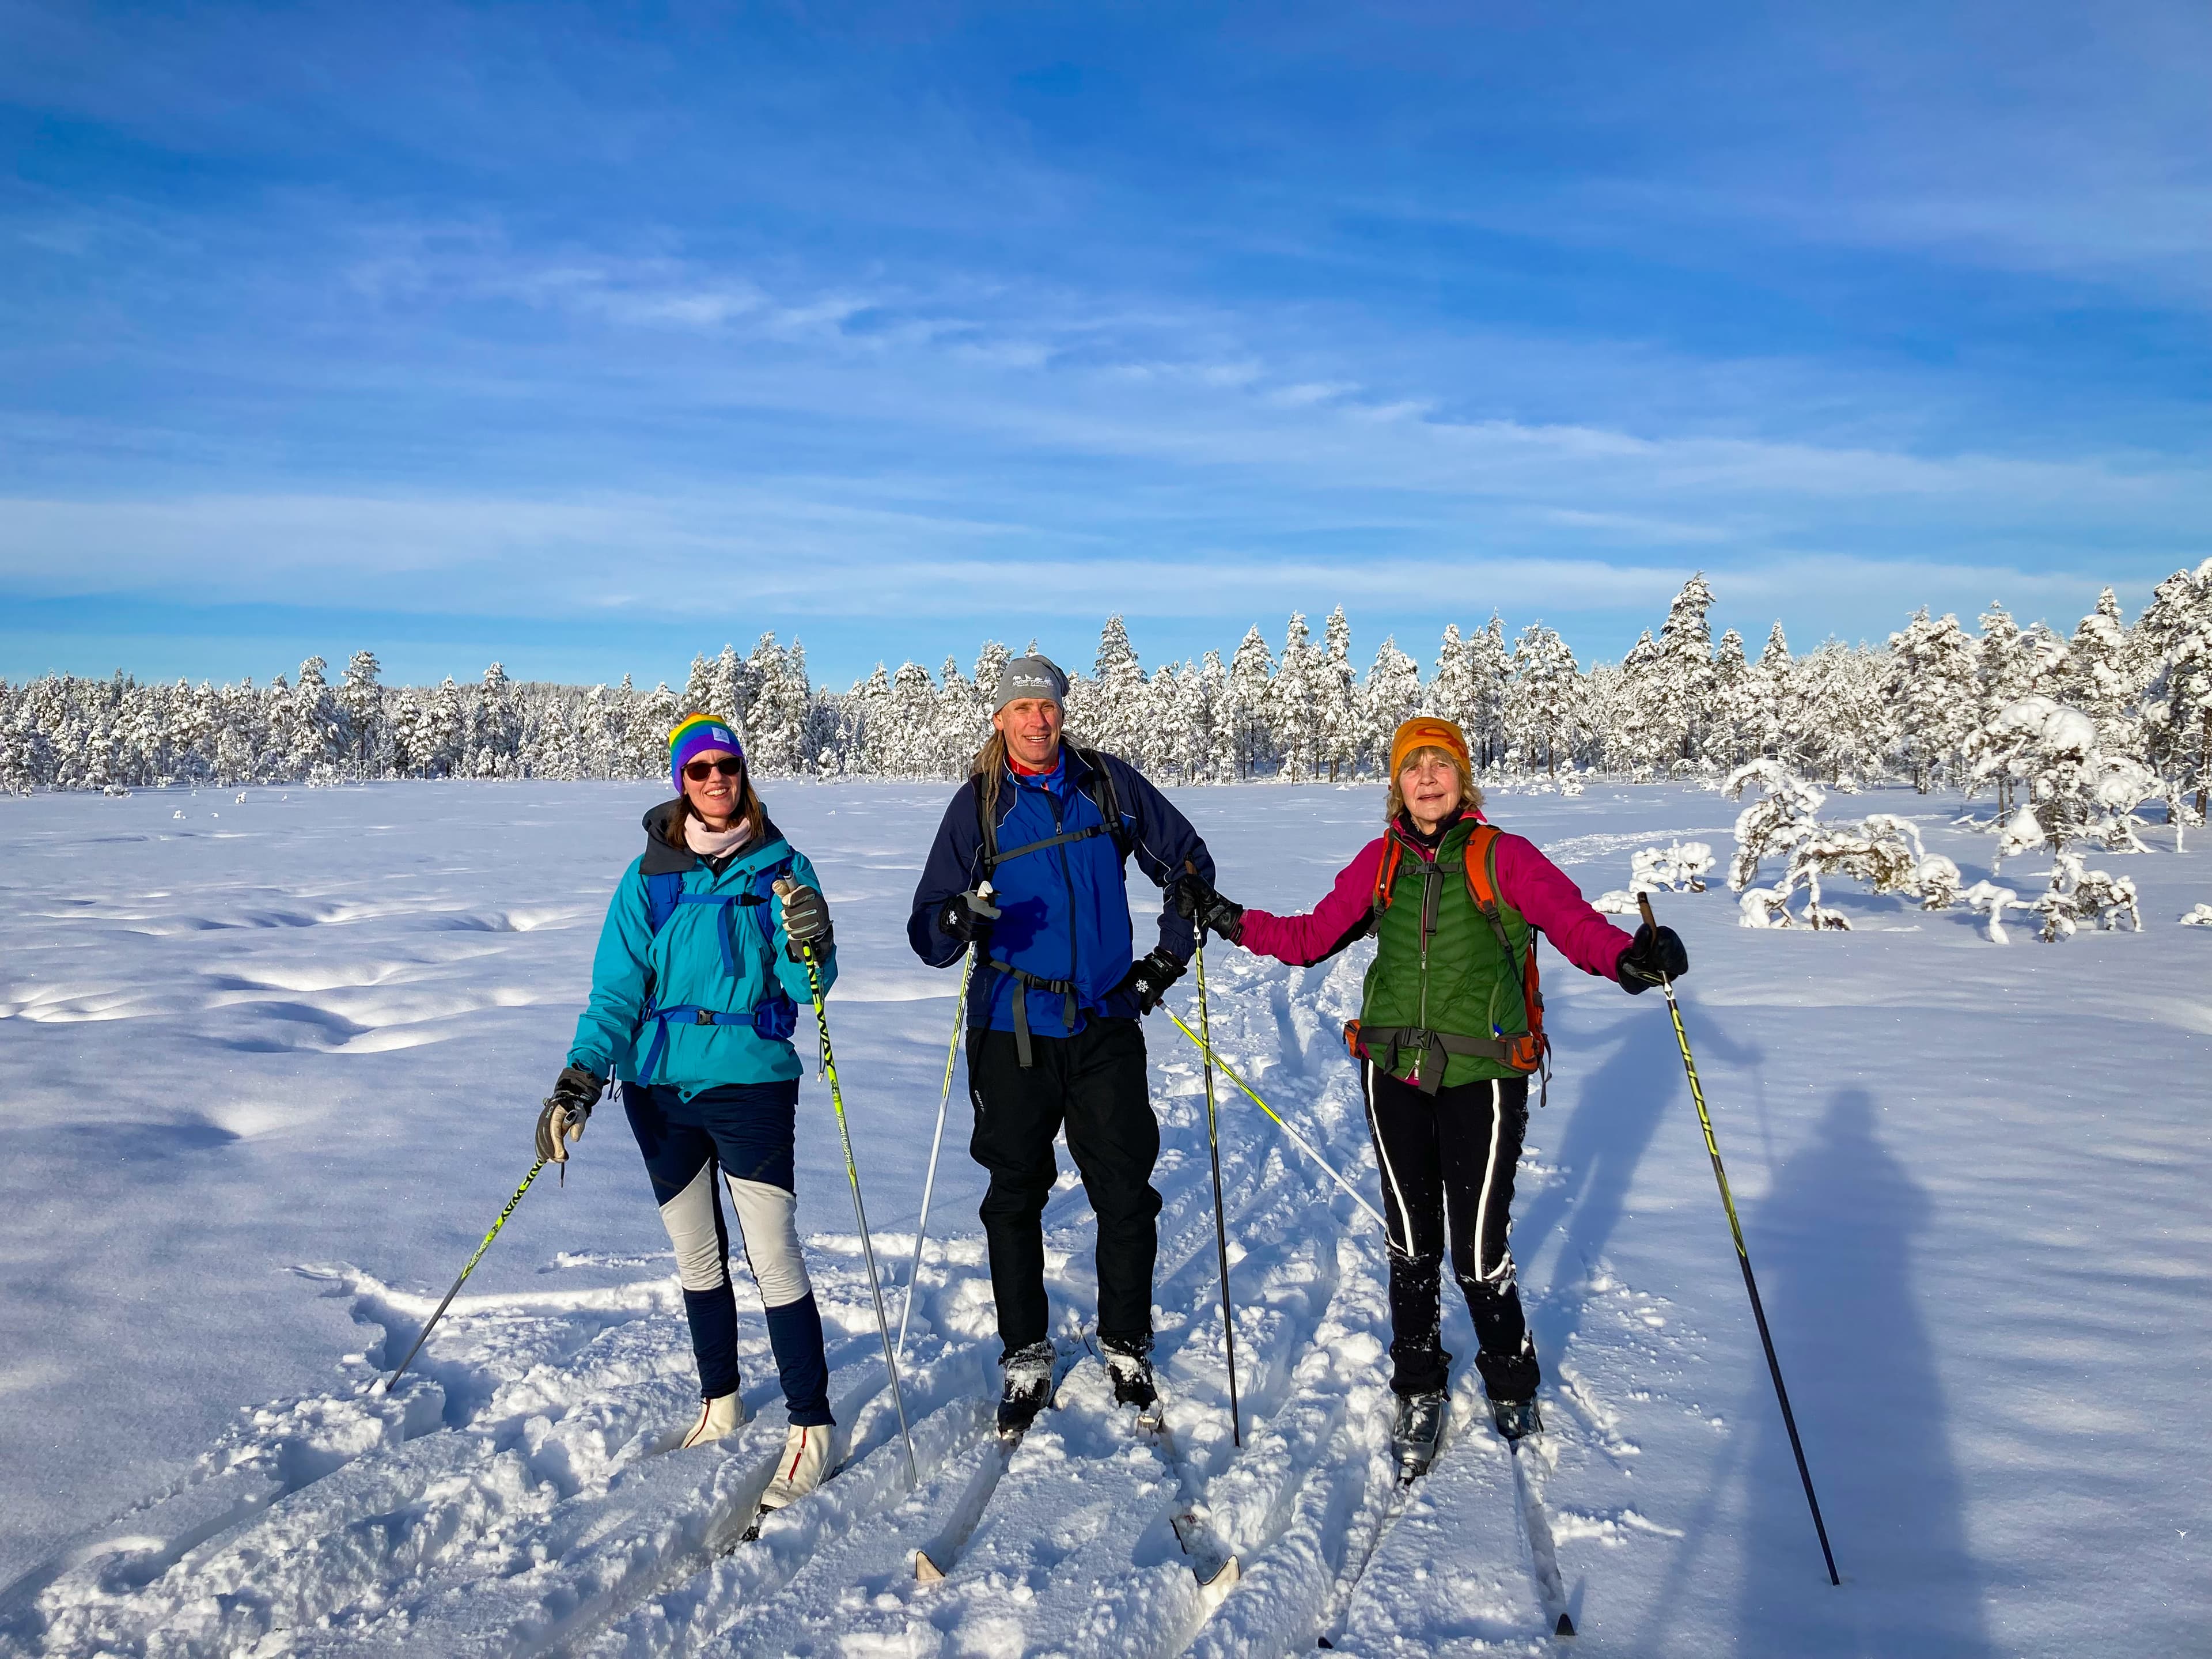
[683,815,753,858]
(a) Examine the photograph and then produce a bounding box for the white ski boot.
[757,1422,834,1512]
[679,1389,746,1450]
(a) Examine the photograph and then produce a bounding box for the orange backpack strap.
[1462,825,1549,1078]
[1370,834,1404,919]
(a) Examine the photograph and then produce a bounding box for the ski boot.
[1391,1389,1447,1480]
[997,1339,1056,1438]
[1101,1335,1160,1421]
[1489,1394,1543,1441]
[759,1422,833,1510]
[679,1388,746,1450]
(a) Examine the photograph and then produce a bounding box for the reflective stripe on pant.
[1362,1063,1540,1402]
[623,1080,834,1426]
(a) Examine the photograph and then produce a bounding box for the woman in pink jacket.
[1172,717,1685,1474]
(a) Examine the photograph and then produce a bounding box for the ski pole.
[1639,893,1840,1586]
[1161,1007,1403,1252]
[1191,914,1243,1448]
[897,887,987,1368]
[776,880,918,1486]
[377,1157,547,1395]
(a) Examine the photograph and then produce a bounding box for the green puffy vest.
[1359,820,1537,1089]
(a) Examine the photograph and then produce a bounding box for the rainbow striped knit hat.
[668,713,743,791]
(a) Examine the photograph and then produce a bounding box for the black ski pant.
[969,1017,1162,1354]
[1363,1064,1540,1403]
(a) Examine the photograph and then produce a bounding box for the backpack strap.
[1462,824,1550,1093]
[632,857,801,1082]
[1070,748,1135,859]
[974,750,1134,876]
[1369,833,1406,922]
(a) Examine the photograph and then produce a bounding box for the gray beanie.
[994,653,1069,711]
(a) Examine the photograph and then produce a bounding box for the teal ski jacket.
[567,801,836,1096]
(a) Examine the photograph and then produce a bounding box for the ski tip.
[915,1549,946,1582]
[1554,1611,1577,1638]
[1316,1639,1335,1651]
[1196,1554,1240,1590]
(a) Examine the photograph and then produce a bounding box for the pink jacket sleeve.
[1236,838,1387,967]
[1493,832,1635,979]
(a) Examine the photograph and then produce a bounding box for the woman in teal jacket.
[537,713,840,1511]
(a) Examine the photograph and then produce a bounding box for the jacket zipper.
[1050,786,1079,1007]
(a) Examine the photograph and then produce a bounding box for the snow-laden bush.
[1597,839,1714,914]
[2030,851,2142,941]
[2180,904,2212,927]
[1959,881,2022,944]
[1725,763,1960,929]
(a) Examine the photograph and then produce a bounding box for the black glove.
[778,881,833,960]
[1115,947,1186,1015]
[935,887,1002,944]
[536,1063,603,1162]
[1618,923,1688,994]
[1169,872,1244,942]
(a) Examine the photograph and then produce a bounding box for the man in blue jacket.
[908,654,1217,1435]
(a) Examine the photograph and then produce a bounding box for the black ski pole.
[1639,893,1840,1585]
[1188,873,1242,1448]
[377,1157,547,1395]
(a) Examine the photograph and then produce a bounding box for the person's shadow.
[1516,995,1762,1358]
[1728,1087,1997,1656]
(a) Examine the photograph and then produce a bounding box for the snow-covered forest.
[6,569,2209,817]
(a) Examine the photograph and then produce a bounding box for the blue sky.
[3,1,2208,690]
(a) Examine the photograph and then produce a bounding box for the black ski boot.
[1391,1389,1447,1480]
[997,1339,1055,1439]
[1101,1335,1159,1420]
[1489,1394,1542,1441]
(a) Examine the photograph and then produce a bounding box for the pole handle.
[1638,890,1658,931]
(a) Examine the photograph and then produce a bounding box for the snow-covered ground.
[2,779,2207,1657]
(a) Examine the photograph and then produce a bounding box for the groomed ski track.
[6,940,1687,1657]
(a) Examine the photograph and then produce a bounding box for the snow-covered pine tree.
[1752,622,1793,763]
[1362,637,1423,775]
[338,650,386,779]
[1427,622,1473,732]
[1226,626,1277,779]
[1090,616,1147,760]
[1319,605,1358,781]
[1466,615,1510,771]
[1270,613,1324,781]
[2136,558,2212,823]
[1887,610,1979,792]
[1506,622,1580,777]
[1706,628,1757,771]
[2058,588,2139,758]
[1649,573,1717,772]
[1615,630,1665,774]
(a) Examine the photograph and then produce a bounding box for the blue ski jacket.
[907,747,1213,1041]
[569,802,835,1096]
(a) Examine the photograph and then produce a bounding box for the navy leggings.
[623,1080,832,1426]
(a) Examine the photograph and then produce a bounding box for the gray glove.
[536,1063,603,1163]
[778,881,833,960]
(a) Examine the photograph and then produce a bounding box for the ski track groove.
[8,953,1679,1658]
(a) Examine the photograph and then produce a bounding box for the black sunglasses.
[683,757,744,781]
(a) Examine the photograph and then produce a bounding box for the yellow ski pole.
[1639,892,1839,1585]
[377,1158,546,1394]
[1161,1006,1402,1251]
[777,880,918,1486]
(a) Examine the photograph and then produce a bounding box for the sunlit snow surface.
[2,780,2207,1657]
